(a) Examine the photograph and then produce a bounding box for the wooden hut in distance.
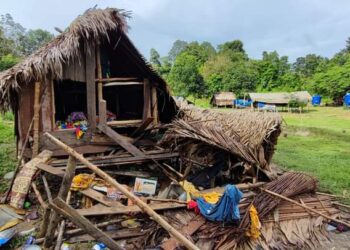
[0,8,177,158]
[210,92,236,107]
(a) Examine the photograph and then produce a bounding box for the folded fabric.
[196,184,243,222]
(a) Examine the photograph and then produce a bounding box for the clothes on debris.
[245,205,261,239]
[71,174,94,191]
[196,184,243,222]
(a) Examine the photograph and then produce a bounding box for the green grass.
[0,114,16,193]
[273,107,350,202]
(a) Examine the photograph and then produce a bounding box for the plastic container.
[312,95,322,106]
[344,93,350,107]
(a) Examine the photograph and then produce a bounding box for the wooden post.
[143,78,151,121]
[50,197,122,250]
[96,44,103,117]
[44,156,77,248]
[51,80,56,129]
[86,42,96,131]
[261,188,350,228]
[33,81,41,157]
[99,100,107,125]
[151,86,158,126]
[44,132,200,250]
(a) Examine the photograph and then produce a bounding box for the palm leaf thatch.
[161,105,282,176]
[0,8,168,112]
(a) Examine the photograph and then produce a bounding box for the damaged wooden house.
[0,7,348,250]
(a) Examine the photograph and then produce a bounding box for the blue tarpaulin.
[197,185,243,222]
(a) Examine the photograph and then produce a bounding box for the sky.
[1,0,350,62]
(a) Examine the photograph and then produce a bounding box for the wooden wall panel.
[18,83,34,145]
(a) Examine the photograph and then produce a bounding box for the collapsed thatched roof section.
[0,8,170,111]
[161,105,282,173]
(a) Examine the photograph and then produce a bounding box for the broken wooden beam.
[50,197,123,250]
[44,132,200,250]
[44,156,77,248]
[77,201,186,216]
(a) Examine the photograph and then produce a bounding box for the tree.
[218,40,245,54]
[21,29,54,55]
[150,48,161,67]
[0,53,20,71]
[0,14,26,56]
[168,52,206,98]
[168,40,188,62]
[293,54,325,77]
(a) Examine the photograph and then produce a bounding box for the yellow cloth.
[179,180,220,203]
[202,192,220,204]
[71,174,94,191]
[246,205,261,239]
[179,180,201,201]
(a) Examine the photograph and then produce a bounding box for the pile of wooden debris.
[0,107,349,250]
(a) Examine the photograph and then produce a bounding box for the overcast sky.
[2,0,350,62]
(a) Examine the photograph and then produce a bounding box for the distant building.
[210,92,236,107]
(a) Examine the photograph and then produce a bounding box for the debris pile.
[1,106,349,250]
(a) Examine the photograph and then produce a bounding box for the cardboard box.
[134,178,157,195]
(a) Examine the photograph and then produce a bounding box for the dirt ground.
[321,231,350,250]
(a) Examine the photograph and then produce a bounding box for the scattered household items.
[0,7,349,250]
[312,94,322,106]
[210,92,236,107]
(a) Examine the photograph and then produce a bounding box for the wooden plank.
[77,202,186,216]
[68,229,145,243]
[96,45,103,102]
[44,132,199,250]
[106,119,142,127]
[151,86,159,126]
[44,156,77,248]
[86,42,96,131]
[99,100,107,125]
[143,78,151,121]
[52,145,113,157]
[32,81,41,157]
[37,163,65,176]
[104,81,143,86]
[131,117,153,136]
[50,197,122,250]
[79,188,124,207]
[51,80,56,129]
[54,152,179,169]
[96,77,140,82]
[98,124,144,157]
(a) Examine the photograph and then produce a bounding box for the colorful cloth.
[196,185,242,222]
[246,205,261,239]
[71,174,94,191]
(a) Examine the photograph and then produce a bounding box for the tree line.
[0,14,53,71]
[1,13,349,103]
[150,39,350,102]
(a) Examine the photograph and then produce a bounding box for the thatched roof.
[0,8,170,111]
[249,91,312,105]
[210,92,236,106]
[161,105,282,174]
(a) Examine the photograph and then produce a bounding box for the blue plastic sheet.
[197,184,243,222]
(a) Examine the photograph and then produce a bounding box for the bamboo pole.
[261,188,350,228]
[44,132,200,250]
[33,81,41,157]
[54,191,71,250]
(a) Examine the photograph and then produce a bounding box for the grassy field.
[0,114,16,192]
[273,107,350,201]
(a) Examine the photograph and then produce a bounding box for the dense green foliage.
[151,39,350,102]
[0,13,54,71]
